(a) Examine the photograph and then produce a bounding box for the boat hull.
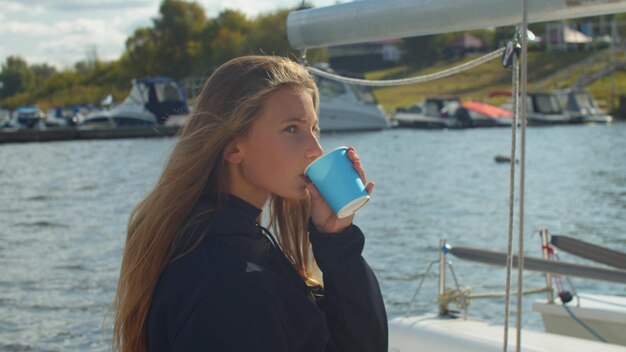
[82,109,157,128]
[389,313,626,351]
[392,113,451,129]
[392,112,511,129]
[533,293,626,346]
[318,104,388,132]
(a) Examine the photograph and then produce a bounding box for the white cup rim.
[337,194,370,218]
[304,146,348,174]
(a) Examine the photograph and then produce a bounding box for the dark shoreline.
[0,125,180,143]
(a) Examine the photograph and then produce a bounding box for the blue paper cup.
[305,146,370,218]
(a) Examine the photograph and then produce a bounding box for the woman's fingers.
[347,147,367,186]
[309,146,373,233]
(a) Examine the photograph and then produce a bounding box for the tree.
[0,56,35,100]
[248,9,295,57]
[215,9,250,32]
[122,0,208,79]
[493,26,517,48]
[209,10,252,65]
[31,63,57,80]
[468,29,496,49]
[152,0,207,78]
[403,34,453,68]
[210,26,248,65]
[124,27,159,77]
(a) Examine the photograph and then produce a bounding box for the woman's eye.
[284,125,298,133]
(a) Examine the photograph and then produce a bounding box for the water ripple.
[0,344,34,351]
[1,125,625,350]
[16,221,69,228]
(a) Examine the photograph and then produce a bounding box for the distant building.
[328,38,403,72]
[444,33,488,58]
[543,25,592,50]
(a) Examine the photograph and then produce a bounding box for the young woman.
[112,55,387,351]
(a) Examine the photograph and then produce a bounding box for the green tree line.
[1,0,624,110]
[0,0,327,110]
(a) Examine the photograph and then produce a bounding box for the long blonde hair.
[112,55,320,352]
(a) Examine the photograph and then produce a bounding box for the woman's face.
[226,86,323,208]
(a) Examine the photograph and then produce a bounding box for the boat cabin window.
[352,85,377,104]
[82,116,111,126]
[424,101,441,117]
[424,100,459,117]
[572,92,597,112]
[156,82,184,103]
[554,92,597,113]
[554,93,570,112]
[441,101,459,117]
[124,83,149,105]
[531,94,561,114]
[316,76,346,97]
[404,104,423,113]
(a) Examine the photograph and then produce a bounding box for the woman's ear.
[223,139,244,164]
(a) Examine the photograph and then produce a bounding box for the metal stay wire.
[304,48,504,87]
[502,41,520,352]
[516,0,529,349]
[503,0,529,350]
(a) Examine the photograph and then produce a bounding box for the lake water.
[1,123,625,351]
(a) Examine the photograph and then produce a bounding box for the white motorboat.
[12,106,45,129]
[82,77,189,128]
[492,91,574,126]
[552,89,613,124]
[392,110,454,129]
[526,93,573,126]
[1,108,12,128]
[392,98,513,128]
[391,97,460,129]
[313,67,389,132]
[389,313,626,352]
[533,293,626,345]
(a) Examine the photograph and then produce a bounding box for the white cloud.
[4,0,46,15]
[0,21,52,36]
[0,0,345,68]
[196,0,293,16]
[0,0,157,68]
[4,1,27,12]
[0,16,127,67]
[11,0,154,12]
[196,0,340,17]
[41,20,127,67]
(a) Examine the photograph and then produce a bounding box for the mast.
[287,0,626,50]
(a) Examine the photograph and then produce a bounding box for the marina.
[0,67,388,143]
[2,0,626,350]
[0,123,625,351]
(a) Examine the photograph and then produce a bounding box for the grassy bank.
[367,49,626,114]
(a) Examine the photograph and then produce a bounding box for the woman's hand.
[306,146,374,234]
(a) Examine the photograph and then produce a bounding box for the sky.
[0,0,340,69]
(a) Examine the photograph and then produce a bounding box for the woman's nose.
[307,135,323,160]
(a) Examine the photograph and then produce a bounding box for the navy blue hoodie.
[147,195,387,351]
